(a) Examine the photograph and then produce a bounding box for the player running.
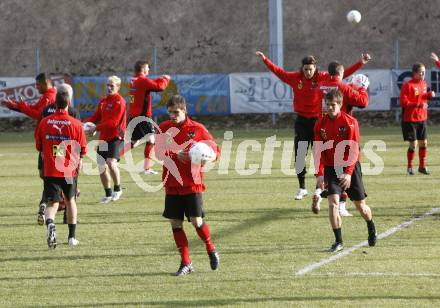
[315,61,370,216]
[313,89,377,252]
[35,88,87,248]
[155,95,220,276]
[127,60,170,175]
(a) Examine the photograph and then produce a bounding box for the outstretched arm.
[343,53,371,78]
[431,52,440,68]
[255,51,299,85]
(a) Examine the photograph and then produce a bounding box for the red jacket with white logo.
[156,117,220,195]
[16,87,57,120]
[400,78,432,122]
[84,93,127,141]
[128,73,169,118]
[318,76,369,115]
[313,111,360,176]
[35,109,87,178]
[262,58,363,118]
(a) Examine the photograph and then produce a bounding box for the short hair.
[134,61,149,73]
[57,83,73,102]
[324,89,343,104]
[301,55,317,66]
[108,75,121,86]
[35,73,52,85]
[55,91,70,109]
[412,62,425,73]
[328,61,344,76]
[166,95,187,111]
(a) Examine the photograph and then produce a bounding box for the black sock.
[68,224,76,238]
[298,170,306,189]
[333,228,342,243]
[367,220,376,232]
[40,190,47,205]
[114,185,121,192]
[46,218,54,227]
[105,188,112,197]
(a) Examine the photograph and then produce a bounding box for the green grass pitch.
[1,127,440,307]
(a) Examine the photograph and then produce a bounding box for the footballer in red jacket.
[312,89,376,253]
[2,73,57,121]
[399,62,435,175]
[317,61,370,217]
[84,76,127,203]
[318,62,369,115]
[154,95,219,276]
[35,89,87,249]
[256,51,370,201]
[127,60,170,175]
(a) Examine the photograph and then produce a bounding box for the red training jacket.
[400,78,432,122]
[84,93,127,141]
[128,73,169,118]
[313,111,360,176]
[155,117,220,195]
[16,87,57,120]
[318,76,369,116]
[35,109,87,178]
[262,58,363,118]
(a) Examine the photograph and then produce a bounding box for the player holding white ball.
[189,142,217,165]
[155,95,220,276]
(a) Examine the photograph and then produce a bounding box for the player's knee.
[170,219,183,229]
[190,217,203,228]
[98,164,107,173]
[106,159,117,168]
[329,202,338,210]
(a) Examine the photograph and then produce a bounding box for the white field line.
[308,272,440,277]
[295,207,440,276]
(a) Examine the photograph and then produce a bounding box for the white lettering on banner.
[0,76,65,118]
[273,81,289,100]
[230,73,293,114]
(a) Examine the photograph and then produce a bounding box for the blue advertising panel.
[73,74,230,118]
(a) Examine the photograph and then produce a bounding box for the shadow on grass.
[0,271,169,281]
[44,295,440,307]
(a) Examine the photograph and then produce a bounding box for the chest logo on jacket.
[338,126,348,137]
[320,128,327,140]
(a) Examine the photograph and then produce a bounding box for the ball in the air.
[189,142,216,164]
[347,10,361,24]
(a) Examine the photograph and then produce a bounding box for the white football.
[347,10,361,24]
[83,122,96,136]
[189,142,216,164]
[351,74,370,90]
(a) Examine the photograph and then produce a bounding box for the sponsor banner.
[73,76,132,118]
[0,76,67,118]
[74,74,230,118]
[231,71,395,113]
[230,72,293,113]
